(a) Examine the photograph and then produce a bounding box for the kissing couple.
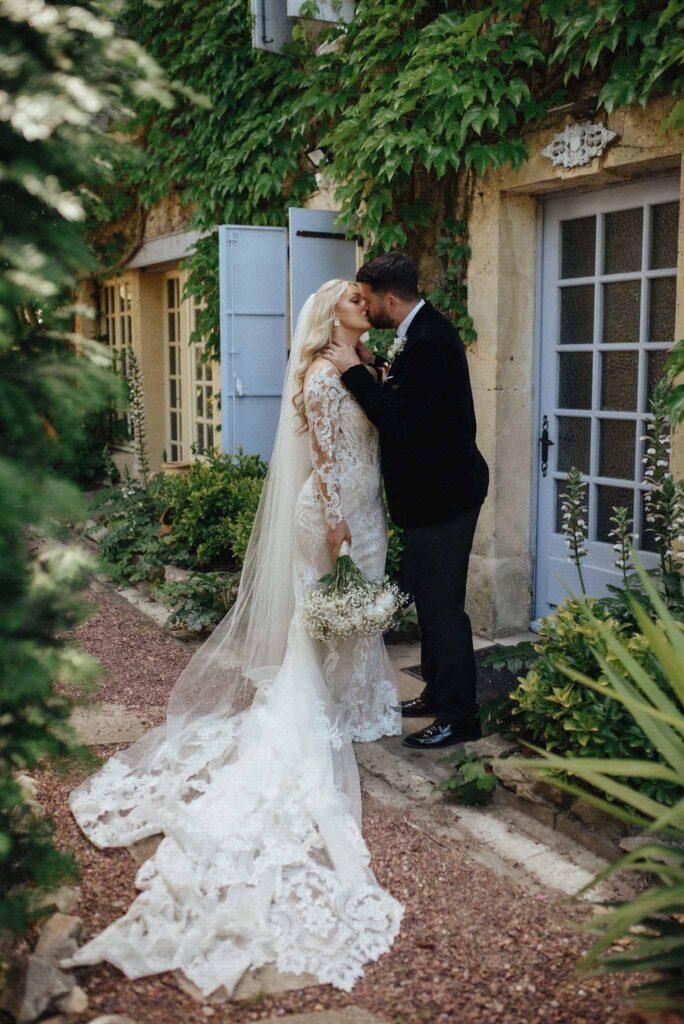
[62,252,489,997]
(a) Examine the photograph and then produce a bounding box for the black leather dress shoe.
[393,696,439,718]
[402,718,482,749]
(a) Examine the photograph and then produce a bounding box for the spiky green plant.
[501,553,684,1009]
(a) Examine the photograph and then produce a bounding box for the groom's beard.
[367,311,395,330]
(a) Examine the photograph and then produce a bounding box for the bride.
[62,279,404,997]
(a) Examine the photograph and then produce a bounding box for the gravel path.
[35,578,633,1024]
[68,579,193,716]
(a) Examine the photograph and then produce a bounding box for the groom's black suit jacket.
[341,301,489,529]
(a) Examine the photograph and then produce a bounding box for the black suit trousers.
[399,506,481,724]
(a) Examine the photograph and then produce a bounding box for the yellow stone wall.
[467,97,683,636]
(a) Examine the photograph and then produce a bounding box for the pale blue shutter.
[288,208,358,335]
[251,0,292,52]
[218,225,288,461]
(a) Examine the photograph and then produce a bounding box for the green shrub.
[91,450,267,582]
[510,598,683,807]
[437,751,497,806]
[95,475,168,583]
[154,571,240,634]
[161,450,267,569]
[223,476,265,566]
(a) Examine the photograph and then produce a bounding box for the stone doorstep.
[467,735,642,864]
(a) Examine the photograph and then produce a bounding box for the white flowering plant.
[302,542,409,643]
[560,467,589,594]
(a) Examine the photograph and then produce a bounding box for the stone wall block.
[35,913,84,962]
[1,954,74,1024]
[569,797,629,840]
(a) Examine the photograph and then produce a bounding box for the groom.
[325,252,489,748]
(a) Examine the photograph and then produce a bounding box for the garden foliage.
[505,556,684,1010]
[507,376,684,806]
[0,0,171,934]
[92,450,267,583]
[511,598,683,806]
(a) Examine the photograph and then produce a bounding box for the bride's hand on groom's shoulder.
[326,520,351,560]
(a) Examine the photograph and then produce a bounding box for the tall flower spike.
[642,378,684,587]
[126,345,150,490]
[559,467,588,595]
[607,505,634,587]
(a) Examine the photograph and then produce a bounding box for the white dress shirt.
[395,298,425,338]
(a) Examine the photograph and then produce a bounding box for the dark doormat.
[403,644,523,705]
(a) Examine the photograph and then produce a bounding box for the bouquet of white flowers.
[302,542,409,643]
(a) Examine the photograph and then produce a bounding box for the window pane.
[170,411,178,440]
[596,486,633,543]
[196,423,204,451]
[167,279,175,308]
[646,349,671,409]
[169,345,176,375]
[557,416,591,474]
[168,312,176,343]
[560,285,594,344]
[196,387,203,417]
[170,379,177,408]
[601,350,638,411]
[650,202,679,270]
[558,352,592,409]
[599,419,636,480]
[561,216,596,278]
[603,280,640,344]
[206,426,214,448]
[604,207,643,274]
[649,276,676,343]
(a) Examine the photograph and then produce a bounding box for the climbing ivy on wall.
[96,0,684,357]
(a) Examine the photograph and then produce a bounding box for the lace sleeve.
[304,369,345,528]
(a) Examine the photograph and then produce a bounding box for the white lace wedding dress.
[63,361,403,997]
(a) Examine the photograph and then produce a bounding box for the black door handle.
[539,415,554,478]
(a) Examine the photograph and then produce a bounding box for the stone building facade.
[80,95,683,638]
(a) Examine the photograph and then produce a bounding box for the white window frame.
[100,277,133,450]
[162,270,220,464]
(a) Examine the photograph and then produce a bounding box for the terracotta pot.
[161,461,192,476]
[158,507,174,539]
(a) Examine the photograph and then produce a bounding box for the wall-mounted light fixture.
[305,146,331,169]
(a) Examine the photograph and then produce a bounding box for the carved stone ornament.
[542,121,618,169]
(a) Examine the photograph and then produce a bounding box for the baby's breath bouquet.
[302,542,408,643]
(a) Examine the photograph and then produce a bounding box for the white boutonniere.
[387,334,407,364]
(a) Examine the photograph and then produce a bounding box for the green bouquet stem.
[319,541,372,594]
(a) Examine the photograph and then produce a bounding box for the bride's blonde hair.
[292,278,352,430]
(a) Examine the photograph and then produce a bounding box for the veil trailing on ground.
[72,295,322,835]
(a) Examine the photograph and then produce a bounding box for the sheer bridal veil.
[72,293,326,833]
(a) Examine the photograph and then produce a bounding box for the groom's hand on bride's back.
[326,520,352,560]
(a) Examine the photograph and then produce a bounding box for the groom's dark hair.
[356,252,420,301]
